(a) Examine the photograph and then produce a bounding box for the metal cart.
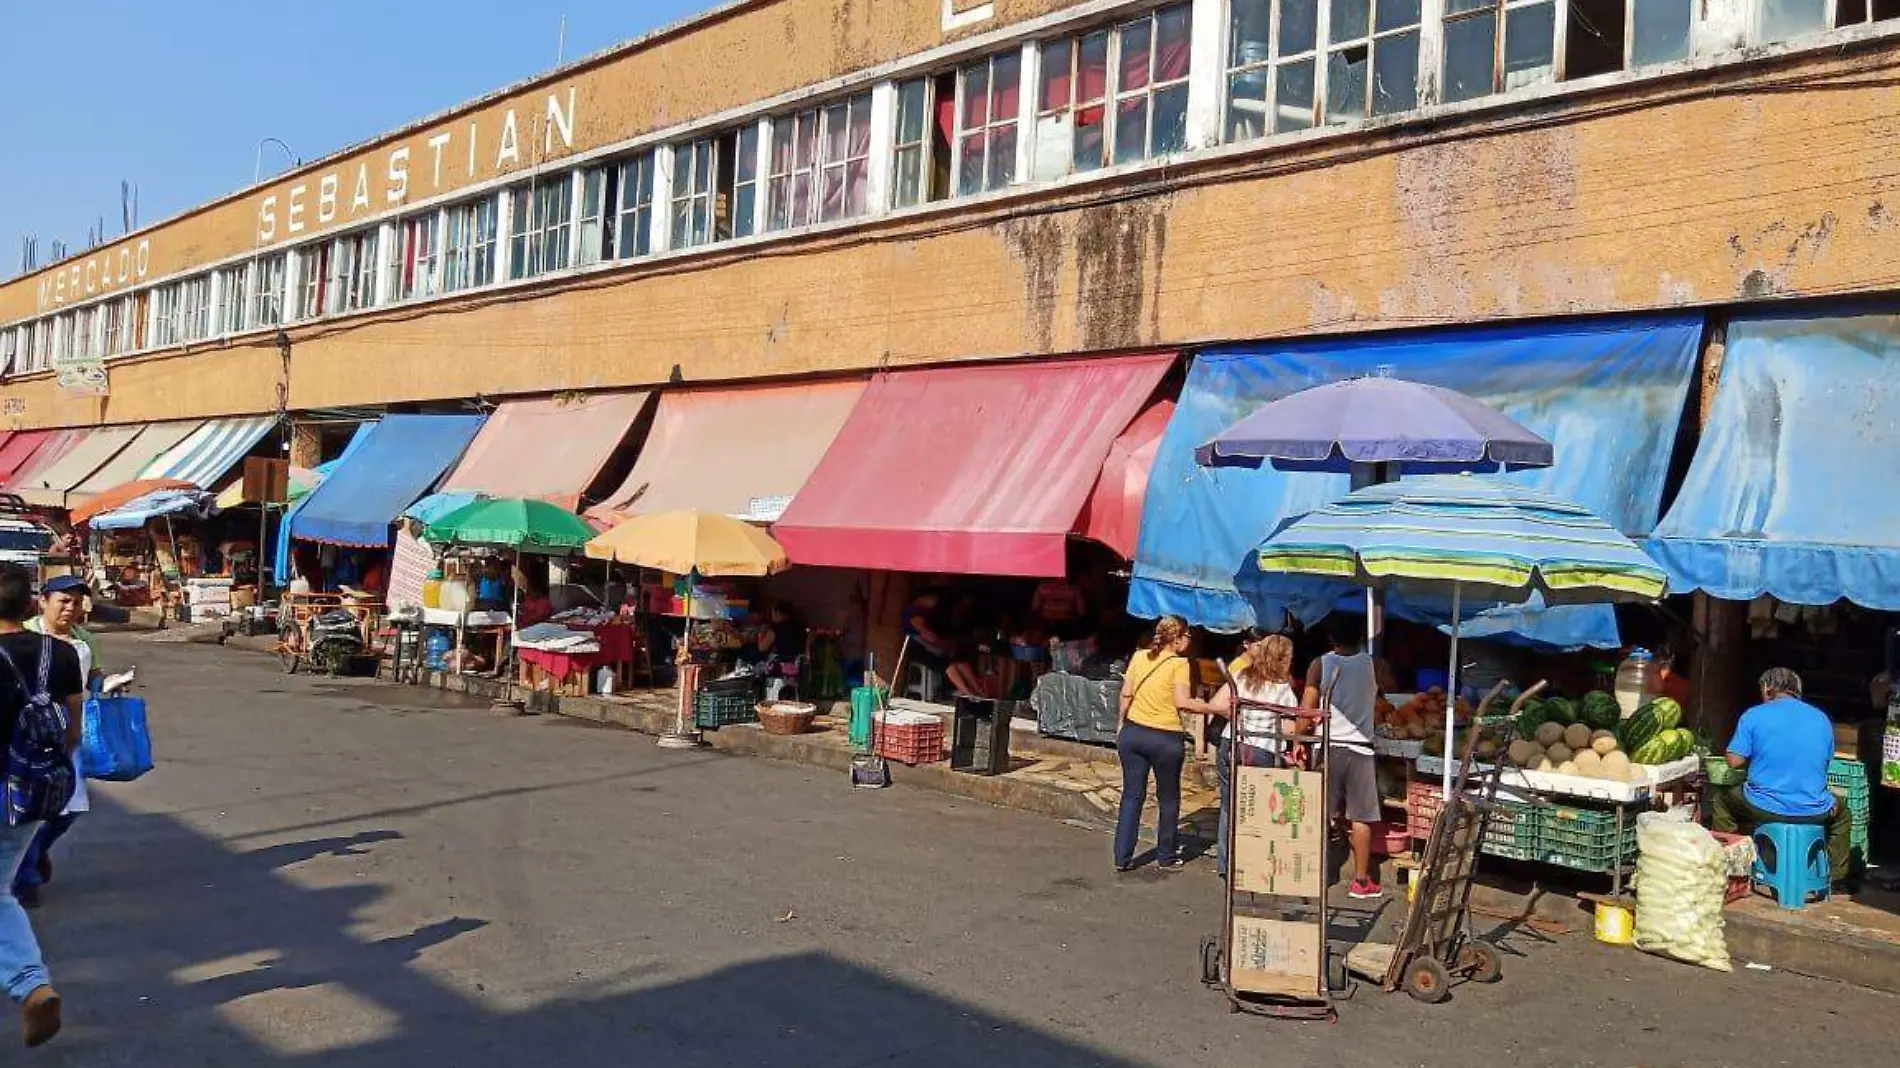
[1344,681,1541,1003]
[1199,669,1341,1020]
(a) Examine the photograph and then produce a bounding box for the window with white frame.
[392,213,442,300]
[444,195,500,291]
[1227,0,1419,140]
[215,263,250,335]
[296,245,329,320]
[1752,0,1896,44]
[612,153,658,259]
[100,297,127,356]
[1561,0,1693,78]
[671,137,720,249]
[579,167,611,265]
[1441,0,1555,102]
[766,92,873,231]
[49,313,72,363]
[0,328,14,374]
[26,320,47,370]
[1035,4,1192,181]
[731,123,762,240]
[150,284,181,346]
[73,305,98,359]
[251,254,286,328]
[954,50,1023,196]
[178,274,214,341]
[325,230,379,314]
[892,77,944,208]
[508,179,574,279]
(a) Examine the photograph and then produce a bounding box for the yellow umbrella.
[584,508,789,577]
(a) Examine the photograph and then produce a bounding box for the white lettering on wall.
[351,163,371,213]
[134,239,149,279]
[546,88,576,152]
[116,248,131,283]
[496,109,520,168]
[259,195,279,242]
[428,132,452,189]
[386,148,410,203]
[288,184,308,233]
[83,261,97,295]
[317,174,338,222]
[467,122,478,178]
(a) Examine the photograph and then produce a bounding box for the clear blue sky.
[0,0,713,281]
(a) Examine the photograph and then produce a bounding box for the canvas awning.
[14,425,149,508]
[290,414,486,547]
[440,392,649,510]
[0,431,64,490]
[774,354,1175,577]
[1077,401,1174,561]
[590,380,865,524]
[68,422,204,504]
[1126,315,1703,643]
[141,415,278,487]
[1648,310,1900,608]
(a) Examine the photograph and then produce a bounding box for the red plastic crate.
[1371,820,1410,857]
[875,720,946,765]
[1406,780,1538,860]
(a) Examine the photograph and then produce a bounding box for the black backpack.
[0,638,75,825]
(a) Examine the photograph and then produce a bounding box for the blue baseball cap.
[40,575,90,597]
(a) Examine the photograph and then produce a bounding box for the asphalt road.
[11,636,1897,1066]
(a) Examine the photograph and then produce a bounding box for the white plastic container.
[1614,648,1660,717]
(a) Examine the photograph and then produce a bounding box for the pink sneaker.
[1348,877,1385,900]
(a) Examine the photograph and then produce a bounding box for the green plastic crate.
[1829,758,1871,857]
[1705,755,1747,787]
[1533,803,1638,873]
[694,690,759,730]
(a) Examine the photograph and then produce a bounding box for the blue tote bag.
[80,693,154,782]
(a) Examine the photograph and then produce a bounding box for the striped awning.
[141,415,278,488]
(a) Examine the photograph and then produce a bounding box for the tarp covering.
[142,415,277,487]
[69,422,203,503]
[1648,310,1900,608]
[0,431,62,489]
[441,392,649,510]
[274,429,375,583]
[290,414,485,548]
[15,425,147,507]
[1128,316,1702,636]
[776,353,1175,577]
[591,381,864,523]
[1078,401,1174,560]
[89,489,217,530]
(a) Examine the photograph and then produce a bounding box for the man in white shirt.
[1303,624,1392,899]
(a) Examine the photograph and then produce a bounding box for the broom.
[851,636,909,789]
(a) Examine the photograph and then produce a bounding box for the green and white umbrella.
[1255,475,1668,794]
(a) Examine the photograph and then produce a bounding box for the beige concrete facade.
[5,2,1900,430]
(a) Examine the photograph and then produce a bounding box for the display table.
[517,621,636,694]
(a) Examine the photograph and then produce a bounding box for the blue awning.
[273,424,377,584]
[141,415,278,487]
[89,488,216,530]
[1128,315,1702,645]
[289,414,485,549]
[1648,310,1900,608]
[403,491,486,526]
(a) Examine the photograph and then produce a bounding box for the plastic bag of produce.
[1632,810,1732,972]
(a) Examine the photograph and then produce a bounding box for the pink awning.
[589,379,866,522]
[1077,400,1175,561]
[0,431,60,489]
[774,353,1176,577]
[439,392,650,510]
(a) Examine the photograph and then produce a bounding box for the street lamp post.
[253,138,296,184]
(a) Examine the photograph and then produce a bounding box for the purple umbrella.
[1195,378,1554,471]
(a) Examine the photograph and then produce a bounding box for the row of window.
[5,0,1894,373]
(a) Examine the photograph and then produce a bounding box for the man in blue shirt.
[1712,667,1852,887]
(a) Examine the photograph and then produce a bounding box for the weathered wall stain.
[1072,201,1163,352]
[1003,216,1067,354]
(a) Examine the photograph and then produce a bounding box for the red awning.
[0,431,76,491]
[1077,400,1175,561]
[774,353,1175,577]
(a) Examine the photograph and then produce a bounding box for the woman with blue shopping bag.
[15,577,99,908]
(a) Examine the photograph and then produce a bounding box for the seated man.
[1713,667,1853,889]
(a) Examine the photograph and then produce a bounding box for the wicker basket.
[758,701,818,736]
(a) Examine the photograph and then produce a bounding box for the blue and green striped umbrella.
[1255,475,1668,604]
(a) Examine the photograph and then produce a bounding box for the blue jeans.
[1215,735,1282,876]
[0,821,49,1002]
[14,814,77,892]
[1114,723,1186,867]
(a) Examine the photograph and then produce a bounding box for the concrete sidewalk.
[203,629,1900,993]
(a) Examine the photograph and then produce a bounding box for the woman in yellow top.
[1114,616,1219,872]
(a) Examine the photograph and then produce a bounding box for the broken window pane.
[1275,59,1317,131]
[1755,0,1827,42]
[1441,13,1497,101]
[1372,31,1420,114]
[1325,45,1370,122]
[1630,0,1692,65]
[1280,0,1320,55]
[1504,2,1555,88]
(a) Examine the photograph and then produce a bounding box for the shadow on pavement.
[29,796,1144,1066]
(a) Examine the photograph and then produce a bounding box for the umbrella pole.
[1443,580,1463,800]
[660,572,701,748]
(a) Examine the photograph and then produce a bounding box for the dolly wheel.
[1325,951,1349,992]
[1199,936,1224,986]
[1460,941,1503,983]
[1402,957,1452,1003]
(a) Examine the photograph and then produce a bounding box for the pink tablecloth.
[517,622,636,681]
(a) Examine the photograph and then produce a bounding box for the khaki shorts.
[1328,747,1382,825]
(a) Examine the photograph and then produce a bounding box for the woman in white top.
[1207,630,1300,879]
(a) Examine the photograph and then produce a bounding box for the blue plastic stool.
[1751,823,1830,909]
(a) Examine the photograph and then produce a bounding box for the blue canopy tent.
[1648,309,1900,609]
[273,427,376,585]
[288,414,486,549]
[88,488,217,530]
[1128,315,1703,648]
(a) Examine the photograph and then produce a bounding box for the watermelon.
[1544,696,1578,725]
[1632,728,1696,765]
[1514,699,1548,739]
[1618,704,1664,755]
[1644,697,1684,732]
[1580,691,1621,731]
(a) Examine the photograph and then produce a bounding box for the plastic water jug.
[422,569,444,609]
[595,666,616,695]
[424,629,453,671]
[1614,648,1659,717]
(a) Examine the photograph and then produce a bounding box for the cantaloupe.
[1591,731,1619,756]
[1536,756,1557,772]
[1563,723,1593,751]
[1507,739,1542,766]
[1535,722,1566,747]
[1602,750,1632,779]
[1557,760,1579,775]
[1574,748,1604,777]
[1545,743,1574,765]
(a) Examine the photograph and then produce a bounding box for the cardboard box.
[1229,914,1321,998]
[1231,766,1325,898]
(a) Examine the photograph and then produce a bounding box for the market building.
[1,0,1898,747]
